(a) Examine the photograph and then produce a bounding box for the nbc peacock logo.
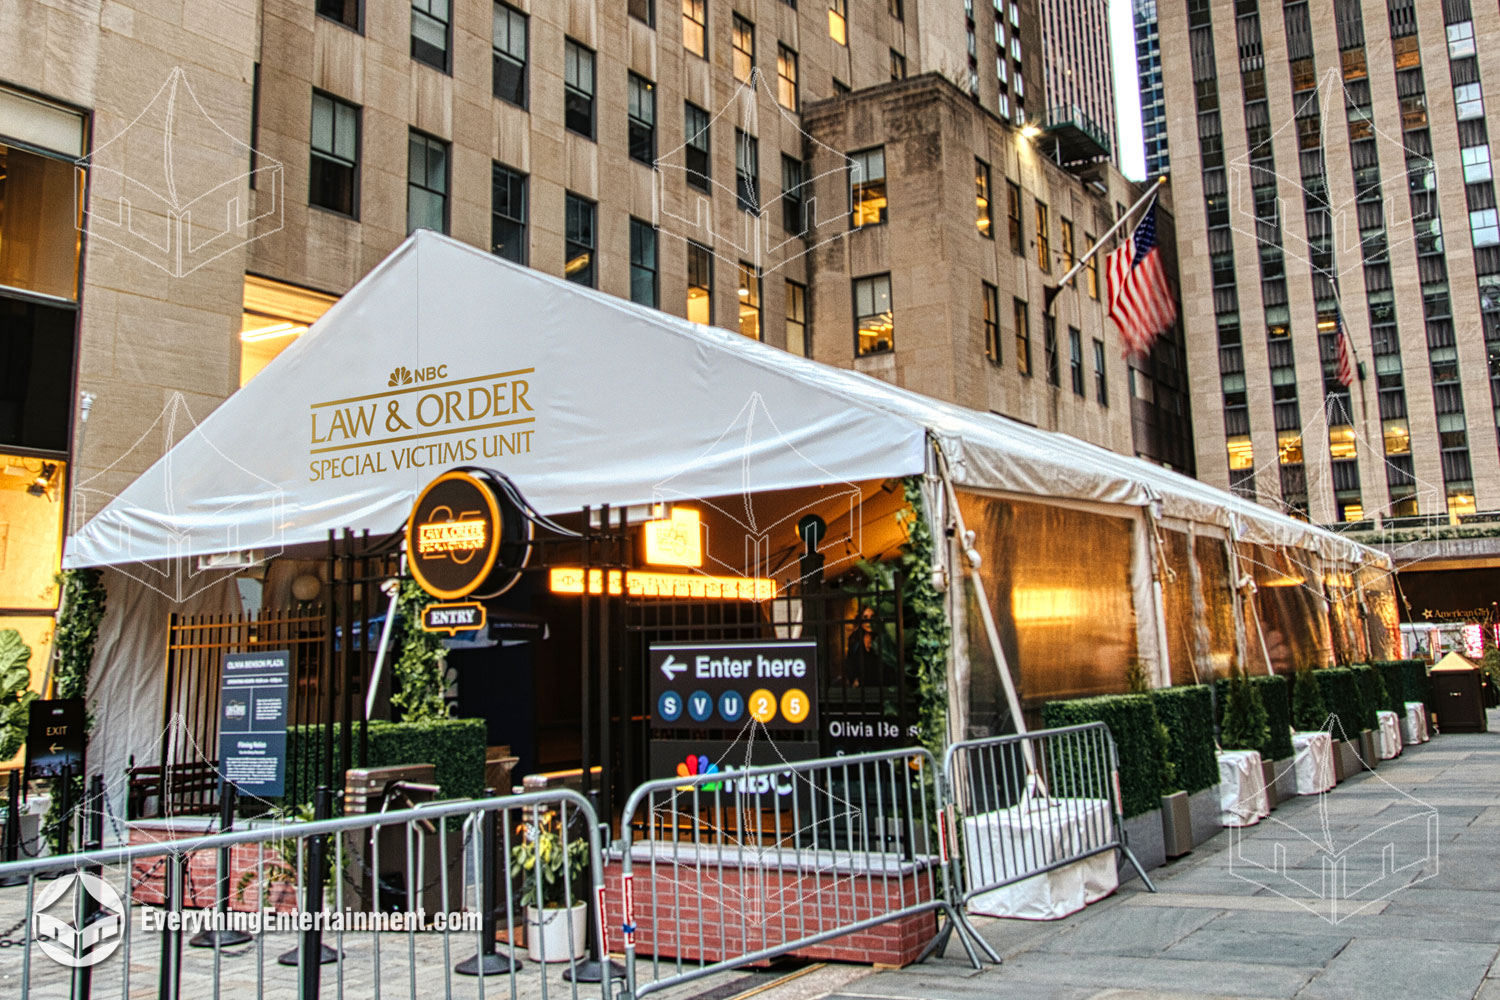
[675,753,722,792]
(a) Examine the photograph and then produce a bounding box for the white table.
[1291,731,1335,794]
[1402,702,1430,744]
[1376,710,1403,760]
[962,794,1118,920]
[1217,749,1270,826]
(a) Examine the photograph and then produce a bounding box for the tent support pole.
[933,445,1033,768]
[364,585,402,721]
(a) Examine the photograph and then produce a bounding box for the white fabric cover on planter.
[1376,711,1403,760]
[963,795,1119,920]
[1217,750,1270,826]
[1291,731,1335,795]
[1403,702,1429,744]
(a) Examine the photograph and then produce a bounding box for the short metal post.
[158,855,185,1000]
[562,821,622,983]
[456,804,520,975]
[0,771,24,886]
[277,786,339,977]
[71,774,105,1000]
[190,783,250,948]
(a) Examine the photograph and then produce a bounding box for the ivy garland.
[46,568,107,854]
[389,579,450,724]
[895,475,951,761]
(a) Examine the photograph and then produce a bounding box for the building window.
[829,0,847,45]
[1471,209,1500,247]
[1448,20,1476,59]
[683,0,707,57]
[1035,200,1050,271]
[736,131,758,212]
[983,282,1000,362]
[1006,180,1022,254]
[854,274,893,355]
[630,0,654,26]
[738,262,761,339]
[1014,298,1031,375]
[630,217,657,307]
[628,74,655,164]
[1093,339,1107,404]
[411,0,450,72]
[1455,82,1484,121]
[564,39,595,138]
[564,193,595,287]
[777,45,799,109]
[850,147,888,226]
[491,162,526,264]
[317,0,359,30]
[1463,145,1492,184]
[685,103,710,192]
[975,159,992,237]
[493,3,527,107]
[786,280,808,355]
[890,50,907,80]
[1383,418,1411,455]
[1068,326,1084,396]
[687,242,713,324]
[733,14,755,82]
[889,0,902,18]
[1085,234,1098,297]
[1060,217,1075,271]
[1044,315,1059,385]
[310,92,359,217]
[407,130,448,233]
[782,155,805,234]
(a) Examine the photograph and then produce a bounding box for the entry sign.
[25,698,85,780]
[422,601,487,635]
[650,640,818,732]
[218,650,291,797]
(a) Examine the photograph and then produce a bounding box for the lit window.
[1328,424,1357,460]
[1060,217,1075,271]
[310,92,359,217]
[0,141,84,301]
[1448,491,1477,518]
[492,3,528,106]
[1226,435,1254,471]
[854,273,893,355]
[687,242,713,324]
[412,0,449,71]
[777,45,798,109]
[1014,297,1031,375]
[1383,419,1410,456]
[683,0,706,57]
[829,0,847,45]
[1392,34,1420,69]
[630,217,657,307]
[1277,431,1303,465]
[1455,82,1484,121]
[1341,502,1365,522]
[628,74,655,164]
[732,14,754,82]
[241,276,336,385]
[564,39,595,138]
[982,281,1000,362]
[975,159,992,237]
[1035,200,1050,272]
[889,0,902,19]
[738,262,761,340]
[786,280,807,355]
[564,193,595,287]
[850,147,887,226]
[1085,234,1098,298]
[1448,20,1476,59]
[407,130,448,234]
[890,49,907,80]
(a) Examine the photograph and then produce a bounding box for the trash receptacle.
[343,764,465,916]
[1429,652,1489,734]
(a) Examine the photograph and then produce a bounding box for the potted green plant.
[1218,667,1271,824]
[1125,661,1190,858]
[510,809,590,962]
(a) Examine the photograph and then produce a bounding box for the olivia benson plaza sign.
[308,364,537,483]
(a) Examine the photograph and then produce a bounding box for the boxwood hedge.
[283,718,487,809]
[1042,694,1166,819]
[1153,686,1220,794]
[1350,664,1385,731]
[1373,659,1429,707]
[1214,674,1294,762]
[1372,661,1407,716]
[1313,667,1364,739]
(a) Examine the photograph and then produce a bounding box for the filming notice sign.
[650,640,818,732]
[218,650,290,796]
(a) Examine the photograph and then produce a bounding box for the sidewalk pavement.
[820,706,1500,1000]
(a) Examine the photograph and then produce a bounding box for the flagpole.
[1046,174,1168,315]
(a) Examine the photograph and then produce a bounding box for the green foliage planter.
[1350,665,1386,732]
[1313,668,1364,740]
[1042,694,1164,819]
[1291,667,1329,732]
[1215,675,1293,762]
[283,718,487,808]
[1153,686,1219,794]
[1381,659,1430,706]
[1372,662,1408,717]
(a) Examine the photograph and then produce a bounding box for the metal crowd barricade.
[941,722,1155,943]
[0,788,612,1000]
[615,746,986,1000]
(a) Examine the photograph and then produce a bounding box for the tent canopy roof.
[66,231,1384,571]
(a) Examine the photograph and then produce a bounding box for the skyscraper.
[1133,0,1170,179]
[1039,0,1117,165]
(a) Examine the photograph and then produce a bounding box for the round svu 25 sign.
[407,469,524,599]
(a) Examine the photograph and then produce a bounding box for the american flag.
[1106,201,1177,358]
[1334,312,1355,387]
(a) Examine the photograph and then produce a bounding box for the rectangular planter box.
[1161,791,1192,858]
[1188,785,1222,849]
[1338,739,1363,780]
[1272,758,1298,803]
[1359,730,1378,771]
[1260,760,1279,811]
[1121,807,1165,884]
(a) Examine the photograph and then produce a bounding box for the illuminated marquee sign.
[406,470,513,599]
[417,519,488,556]
[549,568,776,601]
[643,508,703,567]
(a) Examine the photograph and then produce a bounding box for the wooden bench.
[126,759,221,819]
